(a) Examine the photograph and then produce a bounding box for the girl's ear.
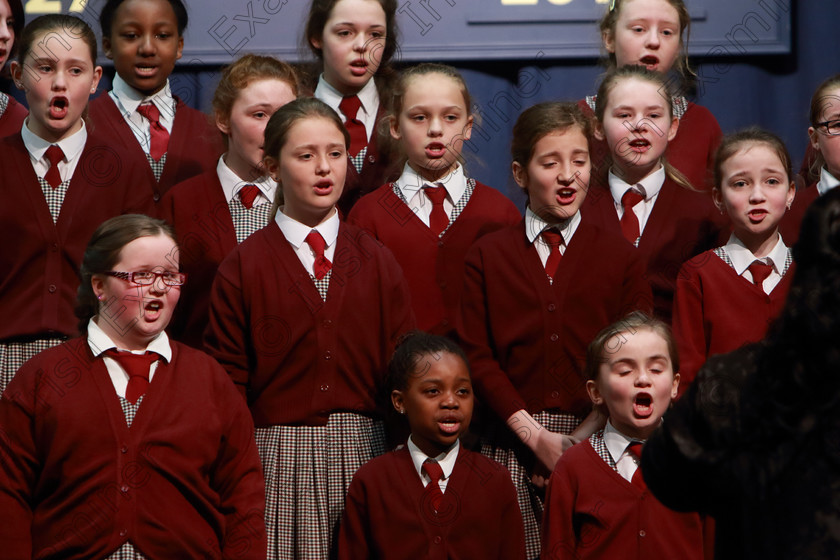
[786,181,796,210]
[9,60,23,90]
[175,35,184,61]
[512,160,528,190]
[391,389,405,414]
[666,115,679,142]
[310,35,323,51]
[215,110,231,136]
[808,126,821,151]
[711,187,725,214]
[102,37,113,60]
[389,115,401,141]
[603,29,616,54]
[91,274,106,301]
[593,121,606,142]
[670,373,680,400]
[264,156,280,182]
[462,114,474,142]
[91,66,103,94]
[586,379,604,406]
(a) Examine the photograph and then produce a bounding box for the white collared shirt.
[608,164,667,235]
[87,317,172,398]
[817,166,840,196]
[723,233,788,294]
[275,208,340,277]
[394,162,467,228]
[109,74,176,154]
[217,156,276,207]
[603,420,643,483]
[314,75,379,142]
[525,206,581,266]
[21,119,87,182]
[407,436,460,492]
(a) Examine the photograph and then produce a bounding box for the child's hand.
[529,432,579,488]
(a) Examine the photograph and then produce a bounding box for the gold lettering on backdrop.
[501,0,609,4]
[25,0,86,13]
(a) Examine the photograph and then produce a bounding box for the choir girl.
[457,101,652,559]
[0,14,153,394]
[781,74,840,244]
[0,0,25,137]
[643,187,840,557]
[348,63,520,336]
[0,214,266,559]
[306,0,400,213]
[583,0,722,190]
[673,129,796,387]
[581,65,724,323]
[89,0,223,202]
[204,97,414,559]
[337,331,526,560]
[542,312,704,559]
[161,53,298,348]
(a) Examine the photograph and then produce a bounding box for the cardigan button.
[48,284,57,293]
[121,445,128,454]
[322,319,333,328]
[153,193,161,202]
[639,530,646,537]
[324,351,332,360]
[320,384,329,392]
[433,536,442,544]
[550,333,559,342]
[121,485,130,493]
[368,154,376,163]
[119,529,128,537]
[547,303,556,312]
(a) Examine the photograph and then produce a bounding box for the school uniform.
[581,166,725,323]
[338,438,526,560]
[0,323,266,560]
[457,209,652,559]
[0,122,155,393]
[579,96,722,190]
[315,76,397,214]
[779,166,835,245]
[88,76,223,202]
[205,208,415,559]
[673,234,794,387]
[160,157,276,348]
[542,424,704,560]
[348,163,521,335]
[0,93,27,138]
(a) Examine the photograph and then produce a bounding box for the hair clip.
[609,0,617,12]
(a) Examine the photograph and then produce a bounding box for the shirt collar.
[274,207,340,250]
[725,232,788,275]
[603,419,640,464]
[524,205,581,245]
[407,436,460,482]
[314,74,379,117]
[21,118,88,163]
[216,155,277,204]
[87,317,172,362]
[394,162,468,205]
[112,74,175,120]
[817,166,840,196]
[608,164,666,205]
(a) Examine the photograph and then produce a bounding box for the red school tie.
[541,229,565,280]
[44,144,65,189]
[104,349,158,404]
[423,185,449,236]
[422,459,445,512]
[626,441,647,491]
[305,230,332,280]
[620,187,645,244]
[136,102,170,161]
[238,184,260,209]
[748,260,773,291]
[338,95,367,157]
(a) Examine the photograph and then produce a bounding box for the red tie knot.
[626,441,643,460]
[748,260,773,287]
[137,102,161,123]
[422,459,444,482]
[44,145,65,188]
[104,349,159,404]
[541,229,564,248]
[621,187,645,210]
[339,95,362,121]
[423,184,447,205]
[238,184,260,209]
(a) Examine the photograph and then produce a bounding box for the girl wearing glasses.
[0,214,267,559]
[781,75,840,245]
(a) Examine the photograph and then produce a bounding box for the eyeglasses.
[815,119,840,136]
[105,270,187,286]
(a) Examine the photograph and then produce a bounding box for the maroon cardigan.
[458,220,652,420]
[0,338,266,560]
[0,95,27,138]
[204,221,415,427]
[160,170,242,348]
[348,181,521,335]
[88,93,223,202]
[0,131,155,342]
[672,250,794,387]
[580,176,725,324]
[338,444,526,560]
[542,436,704,560]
